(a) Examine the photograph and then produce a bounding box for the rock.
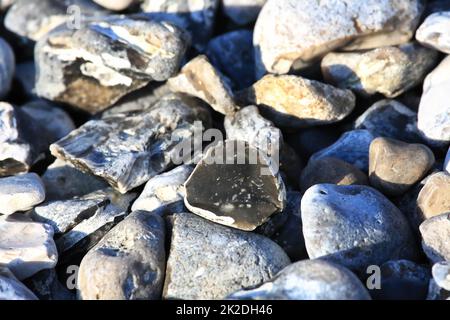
[309,130,376,172]
[141,0,219,50]
[418,55,450,145]
[0,37,15,98]
[285,126,339,159]
[301,184,418,272]
[131,165,193,213]
[0,0,16,11]
[35,17,189,114]
[24,268,74,300]
[184,140,286,231]
[163,213,290,300]
[427,278,450,300]
[416,11,450,54]
[78,211,166,300]
[355,100,423,144]
[0,216,58,280]
[15,61,36,97]
[206,30,255,90]
[254,0,423,77]
[168,55,238,115]
[241,74,355,128]
[0,267,38,300]
[417,172,450,222]
[432,261,450,291]
[222,0,266,25]
[369,137,435,196]
[93,0,136,11]
[321,43,437,98]
[50,94,211,194]
[229,259,370,300]
[419,212,450,263]
[0,173,45,215]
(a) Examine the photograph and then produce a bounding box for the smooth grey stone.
[301,184,418,272]
[78,211,166,300]
[222,0,266,25]
[229,259,370,300]
[24,268,74,300]
[163,213,290,300]
[0,37,14,98]
[420,212,450,263]
[432,261,450,291]
[0,267,38,300]
[50,94,211,194]
[416,11,450,54]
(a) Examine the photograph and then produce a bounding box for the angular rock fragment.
[184,140,286,231]
[419,212,450,263]
[0,37,14,99]
[321,43,437,98]
[24,268,74,300]
[243,75,355,128]
[163,213,290,300]
[416,11,450,54]
[229,259,370,300]
[0,267,38,300]
[432,261,450,292]
[50,94,211,193]
[78,211,166,300]
[417,172,450,222]
[222,0,266,25]
[93,0,136,11]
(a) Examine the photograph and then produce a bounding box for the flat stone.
[50,94,211,194]
[168,55,238,115]
[78,211,166,300]
[241,74,355,128]
[229,259,370,300]
[309,130,376,172]
[163,213,290,300]
[0,173,45,215]
[222,0,266,25]
[93,0,136,11]
[301,184,418,272]
[416,11,450,54]
[0,216,58,280]
[432,261,450,291]
[24,268,74,300]
[254,0,423,77]
[369,137,435,196]
[321,43,437,98]
[0,37,14,99]
[417,172,450,222]
[419,212,450,263]
[0,267,38,300]
[184,140,286,231]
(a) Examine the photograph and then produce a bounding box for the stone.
[50,94,211,194]
[300,158,368,193]
[355,99,423,144]
[309,130,376,172]
[0,0,16,11]
[24,268,74,300]
[285,126,339,159]
[427,279,450,300]
[0,267,37,300]
[418,56,450,145]
[222,0,266,25]
[206,30,255,90]
[419,212,450,263]
[93,0,136,11]
[241,74,355,128]
[417,172,450,222]
[78,211,166,300]
[0,216,58,280]
[15,61,36,98]
[229,259,370,300]
[432,261,450,291]
[369,137,435,196]
[168,55,238,115]
[321,43,437,98]
[416,11,450,54]
[35,17,189,114]
[163,213,290,300]
[301,184,418,272]
[254,0,423,77]
[0,173,45,215]
[0,37,14,99]
[132,165,193,213]
[184,140,286,231]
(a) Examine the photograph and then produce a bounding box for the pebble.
[24,268,74,300]
[0,216,58,280]
[229,259,371,300]
[416,172,450,222]
[241,74,355,128]
[78,211,166,300]
[0,173,45,215]
[432,261,450,291]
[254,0,423,77]
[0,267,38,300]
[369,137,435,196]
[93,0,136,11]
[416,11,450,54]
[321,43,437,98]
[222,0,266,25]
[0,37,14,98]
[163,213,290,300]
[184,140,286,231]
[419,212,450,263]
[427,278,450,300]
[301,184,418,272]
[300,158,368,193]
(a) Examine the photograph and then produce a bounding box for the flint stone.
[93,0,136,11]
[0,173,45,215]
[301,184,418,272]
[163,213,290,300]
[416,11,450,54]
[254,0,423,77]
[321,43,437,98]
[0,38,14,99]
[0,267,37,300]
[24,268,74,300]
[222,0,266,25]
[420,212,450,263]
[432,261,450,291]
[50,94,211,194]
[184,140,286,231]
[0,217,58,280]
[229,259,370,300]
[78,211,166,300]
[417,172,450,222]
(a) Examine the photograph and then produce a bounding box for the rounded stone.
[432,261,450,291]
[416,11,450,54]
[417,172,450,222]
[0,37,14,99]
[419,212,450,263]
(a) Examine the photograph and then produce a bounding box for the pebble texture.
[416,11,450,54]
[420,212,450,263]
